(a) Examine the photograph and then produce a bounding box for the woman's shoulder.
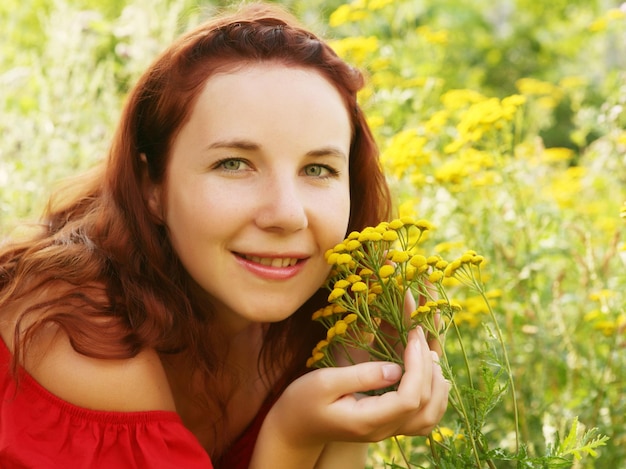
[0,337,213,468]
[0,286,175,413]
[27,328,176,412]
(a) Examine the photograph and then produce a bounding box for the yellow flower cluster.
[329,0,394,27]
[306,217,487,371]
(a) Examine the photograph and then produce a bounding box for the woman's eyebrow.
[205,140,348,161]
[204,139,259,151]
[306,146,348,161]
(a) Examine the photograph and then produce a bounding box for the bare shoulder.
[0,292,175,413]
[25,329,177,412]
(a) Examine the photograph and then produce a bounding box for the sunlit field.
[1,1,624,467]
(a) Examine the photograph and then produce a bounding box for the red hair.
[0,1,390,455]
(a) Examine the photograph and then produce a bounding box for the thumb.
[314,361,403,397]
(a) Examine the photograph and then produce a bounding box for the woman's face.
[148,63,352,333]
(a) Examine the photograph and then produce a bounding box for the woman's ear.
[140,153,164,223]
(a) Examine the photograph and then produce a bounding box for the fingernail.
[382,364,402,382]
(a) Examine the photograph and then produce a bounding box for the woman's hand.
[250,327,449,468]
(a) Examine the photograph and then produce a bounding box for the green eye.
[304,164,338,178]
[305,165,324,177]
[221,159,243,170]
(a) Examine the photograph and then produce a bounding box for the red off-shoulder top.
[0,339,273,468]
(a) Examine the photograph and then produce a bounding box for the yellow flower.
[334,320,348,335]
[316,340,329,350]
[306,351,325,368]
[400,216,416,226]
[415,219,433,231]
[335,253,353,265]
[426,255,441,266]
[515,77,560,96]
[542,147,574,164]
[351,281,368,293]
[346,274,362,284]
[345,239,362,251]
[378,264,396,279]
[389,250,410,263]
[359,268,374,277]
[329,36,378,64]
[326,252,340,265]
[444,259,462,277]
[431,426,456,442]
[589,289,616,301]
[382,230,398,241]
[334,279,351,289]
[428,270,444,283]
[441,89,485,110]
[359,231,383,242]
[312,308,324,320]
[368,0,393,9]
[410,254,427,268]
[344,313,358,324]
[328,288,346,301]
[388,218,405,230]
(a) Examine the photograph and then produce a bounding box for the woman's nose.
[254,176,308,233]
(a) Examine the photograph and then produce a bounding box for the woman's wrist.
[249,407,325,469]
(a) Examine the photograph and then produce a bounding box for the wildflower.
[444,259,462,277]
[382,230,398,241]
[359,230,383,242]
[311,308,324,320]
[431,426,457,442]
[415,219,433,231]
[428,270,444,283]
[378,264,396,279]
[328,288,346,301]
[344,313,358,324]
[345,240,361,251]
[346,274,362,284]
[306,351,325,368]
[388,218,405,230]
[389,250,410,263]
[334,320,348,336]
[410,254,427,268]
[336,253,353,265]
[351,281,368,293]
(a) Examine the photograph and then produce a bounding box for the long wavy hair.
[0,0,390,438]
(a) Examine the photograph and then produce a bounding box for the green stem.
[451,320,479,424]
[479,287,520,453]
[446,366,483,468]
[392,436,412,468]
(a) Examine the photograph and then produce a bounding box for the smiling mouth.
[239,254,300,268]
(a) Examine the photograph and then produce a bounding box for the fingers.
[395,326,449,435]
[397,327,432,402]
[312,361,403,399]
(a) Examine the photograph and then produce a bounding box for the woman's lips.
[234,253,307,280]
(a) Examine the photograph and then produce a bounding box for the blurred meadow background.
[1,0,625,467]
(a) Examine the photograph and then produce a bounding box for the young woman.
[0,3,449,468]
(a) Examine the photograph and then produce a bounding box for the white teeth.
[244,255,298,267]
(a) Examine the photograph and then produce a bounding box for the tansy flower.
[328,288,346,301]
[379,264,396,278]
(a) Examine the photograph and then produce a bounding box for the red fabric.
[214,392,276,469]
[0,338,270,469]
